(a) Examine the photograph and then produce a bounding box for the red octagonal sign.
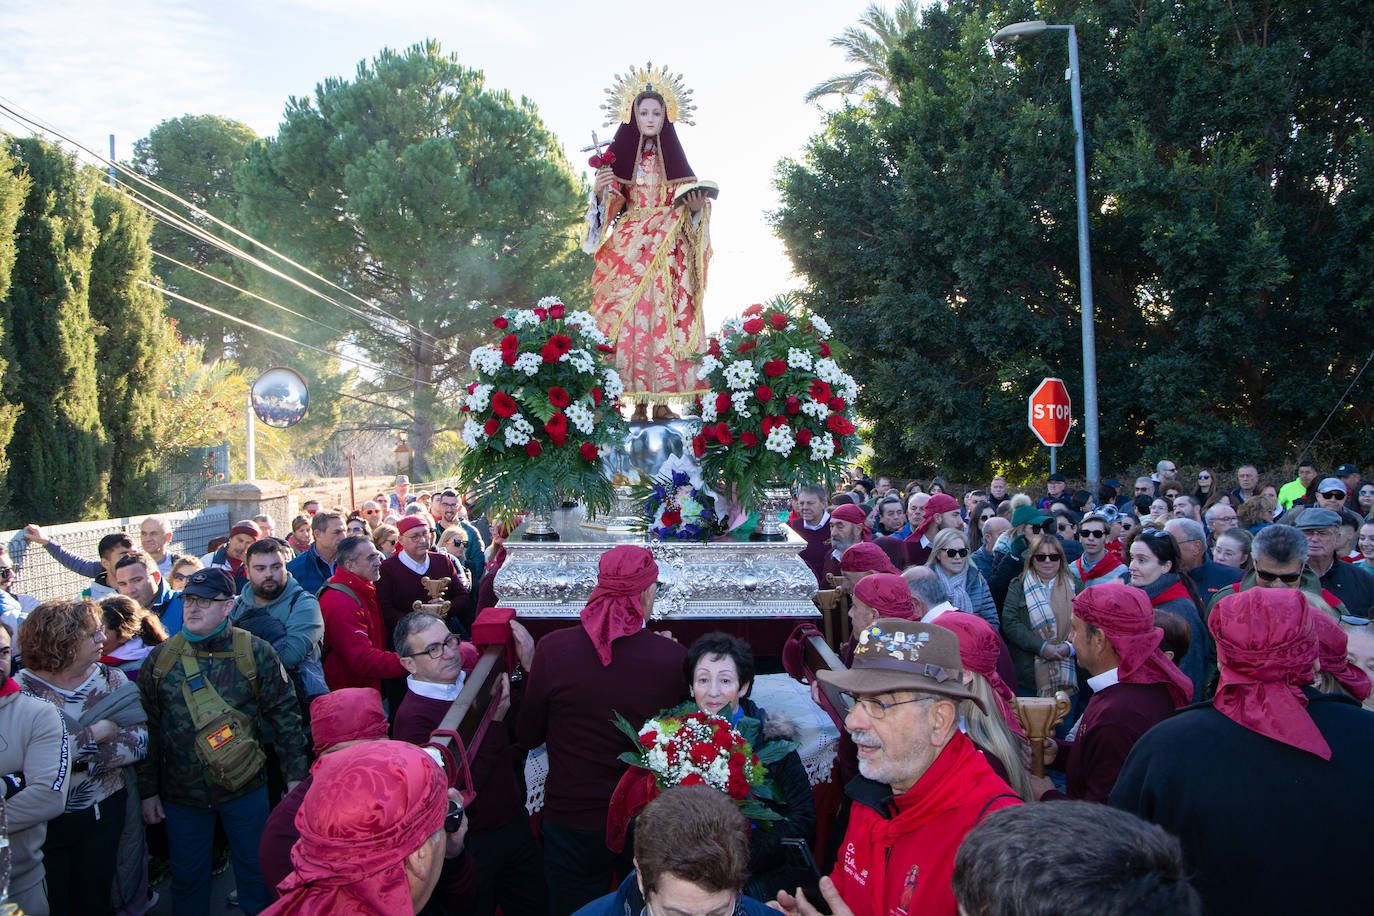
[1029,378,1072,447]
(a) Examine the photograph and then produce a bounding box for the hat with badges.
[818,618,985,712]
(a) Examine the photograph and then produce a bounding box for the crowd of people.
[0,460,1371,915]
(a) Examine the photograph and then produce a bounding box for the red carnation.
[742,317,765,335]
[736,340,757,354]
[492,316,508,330]
[819,342,831,357]
[492,392,517,418]
[741,431,759,448]
[797,428,813,447]
[548,387,571,408]
[703,424,718,442]
[827,414,856,435]
[809,380,832,402]
[540,342,561,362]
[743,303,764,317]
[833,436,844,455]
[707,337,723,358]
[692,435,706,458]
[579,442,598,461]
[545,412,568,446]
[828,396,846,411]
[592,386,603,406]
[596,343,614,353]
[661,508,682,527]
[769,312,787,330]
[534,307,548,321]
[785,395,801,416]
[716,391,732,413]
[764,359,786,377]
[500,333,518,351]
[550,333,573,354]
[639,730,657,747]
[690,742,717,766]
[756,384,774,403]
[484,419,499,436]
[715,422,733,445]
[680,773,706,787]
[549,303,566,319]
[762,414,787,434]
[526,440,542,457]
[501,349,517,366]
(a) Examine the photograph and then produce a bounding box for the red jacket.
[831,732,1021,916]
[319,569,406,691]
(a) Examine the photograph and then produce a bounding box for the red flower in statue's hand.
[743,304,763,317]
[769,313,787,330]
[819,342,832,357]
[580,442,598,461]
[828,396,846,412]
[592,386,603,406]
[740,431,759,448]
[827,415,855,436]
[736,340,757,354]
[492,316,508,330]
[742,317,765,335]
[715,391,732,413]
[809,380,832,403]
[589,150,617,168]
[796,428,813,447]
[484,419,499,436]
[661,508,682,528]
[526,440,542,457]
[548,387,571,408]
[707,337,723,358]
[756,384,774,403]
[764,359,786,377]
[549,303,566,319]
[492,392,517,418]
[784,396,801,416]
[692,435,706,458]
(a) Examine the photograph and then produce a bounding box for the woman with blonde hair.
[371,522,399,557]
[924,527,998,629]
[1000,533,1081,697]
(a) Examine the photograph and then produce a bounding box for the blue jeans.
[163,786,271,916]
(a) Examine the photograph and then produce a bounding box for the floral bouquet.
[458,297,627,523]
[628,469,723,542]
[689,296,860,510]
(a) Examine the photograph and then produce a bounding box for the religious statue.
[584,64,716,421]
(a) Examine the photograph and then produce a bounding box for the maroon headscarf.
[1210,588,1328,760]
[607,91,695,185]
[911,493,959,542]
[396,515,428,537]
[309,688,390,757]
[840,542,899,575]
[268,741,446,915]
[830,503,871,541]
[1073,584,1194,708]
[1310,609,1372,701]
[853,573,918,620]
[580,545,659,666]
[929,611,1024,737]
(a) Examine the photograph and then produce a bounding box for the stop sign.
[1029,378,1072,447]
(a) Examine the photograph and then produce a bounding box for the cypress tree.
[2,138,107,522]
[90,184,164,515]
[0,150,31,521]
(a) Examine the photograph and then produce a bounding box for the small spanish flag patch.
[206,724,236,750]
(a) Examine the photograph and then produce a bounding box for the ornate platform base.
[494,507,818,620]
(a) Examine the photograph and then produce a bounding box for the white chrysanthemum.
[465,383,493,413]
[815,357,844,384]
[810,437,833,462]
[697,354,722,380]
[720,317,743,337]
[699,398,718,423]
[503,418,531,447]
[513,352,542,376]
[566,403,595,435]
[809,315,832,337]
[602,369,625,400]
[731,390,753,418]
[537,296,563,309]
[840,375,858,400]
[801,398,829,420]
[461,418,486,449]
[469,346,500,374]
[512,310,540,329]
[765,425,795,456]
[787,347,813,370]
[560,348,595,374]
[723,360,759,391]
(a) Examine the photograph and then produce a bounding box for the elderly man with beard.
[824,505,907,584]
[775,619,1020,916]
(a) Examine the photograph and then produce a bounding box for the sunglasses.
[942,547,970,558]
[1033,552,1063,562]
[1079,529,1106,538]
[1198,473,1211,480]
[1255,568,1303,584]
[1319,491,1346,500]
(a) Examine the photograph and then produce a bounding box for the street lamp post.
[992,20,1100,493]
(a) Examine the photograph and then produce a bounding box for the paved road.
[148,868,239,915]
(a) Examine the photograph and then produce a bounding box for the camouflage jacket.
[135,624,308,808]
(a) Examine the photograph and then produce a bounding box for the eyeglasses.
[1319,491,1346,500]
[1255,568,1303,584]
[88,628,107,644]
[403,633,463,660]
[842,692,934,720]
[1032,553,1063,563]
[1079,529,1106,539]
[942,547,970,558]
[183,596,230,610]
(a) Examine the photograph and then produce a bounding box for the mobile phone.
[444,798,465,834]
[781,837,832,915]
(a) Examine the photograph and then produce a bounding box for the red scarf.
[1075,551,1124,582]
[1074,585,1193,707]
[580,546,658,666]
[1148,578,1190,607]
[0,677,20,699]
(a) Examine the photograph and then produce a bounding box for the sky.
[0,0,881,332]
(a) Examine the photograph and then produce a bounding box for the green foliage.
[89,184,165,514]
[776,0,1374,480]
[234,40,588,477]
[0,149,31,514]
[805,0,927,102]
[2,138,107,523]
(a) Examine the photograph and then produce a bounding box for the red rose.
[483,419,499,436]
[819,342,831,357]
[548,387,571,408]
[550,333,573,354]
[828,396,846,411]
[534,307,548,321]
[596,343,614,353]
[661,508,682,527]
[715,422,733,445]
[580,442,598,461]
[707,337,723,358]
[736,340,757,354]
[764,359,786,377]
[762,414,786,434]
[526,440,542,457]
[500,334,518,351]
[833,436,844,455]
[492,392,517,418]
[756,384,773,403]
[501,349,517,366]
[716,391,732,413]
[592,386,603,406]
[827,414,855,435]
[692,435,706,458]
[785,395,801,415]
[743,303,764,317]
[492,316,508,330]
[680,773,706,787]
[703,424,718,442]
[796,428,813,446]
[545,412,568,446]
[809,380,832,402]
[769,312,787,330]
[742,317,765,334]
[639,730,657,747]
[741,431,759,448]
[540,342,561,362]
[549,303,566,319]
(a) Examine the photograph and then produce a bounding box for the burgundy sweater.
[516,627,687,829]
[789,520,832,588]
[377,551,470,635]
[1049,680,1178,802]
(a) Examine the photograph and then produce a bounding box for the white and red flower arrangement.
[689,296,859,508]
[457,297,627,522]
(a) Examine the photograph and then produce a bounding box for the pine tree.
[0,149,31,520]
[3,138,107,522]
[90,183,164,515]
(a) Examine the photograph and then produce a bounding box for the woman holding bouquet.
[682,632,816,902]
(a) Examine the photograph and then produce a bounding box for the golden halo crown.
[602,62,696,127]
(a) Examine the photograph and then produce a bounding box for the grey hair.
[1252,524,1308,566]
[392,611,447,659]
[903,566,950,607]
[1165,518,1206,544]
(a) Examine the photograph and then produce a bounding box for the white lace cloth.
[523,673,841,814]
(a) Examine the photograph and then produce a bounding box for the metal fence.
[2,505,230,604]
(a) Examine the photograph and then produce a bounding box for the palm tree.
[804,0,925,103]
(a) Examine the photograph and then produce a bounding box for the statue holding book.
[584,64,717,421]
